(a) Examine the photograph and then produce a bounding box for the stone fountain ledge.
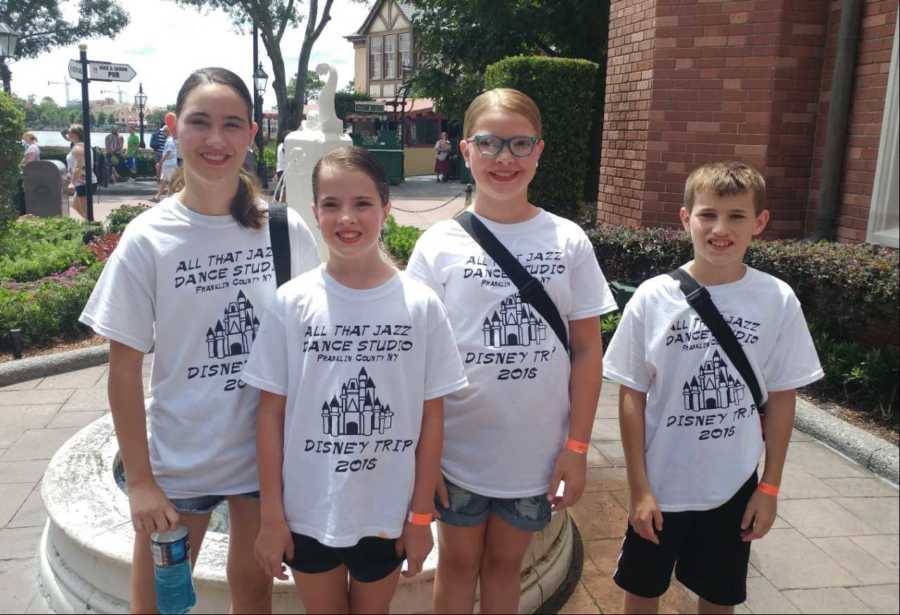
[38,415,581,613]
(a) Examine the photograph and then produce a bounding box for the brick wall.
[598,0,655,227]
[807,0,897,242]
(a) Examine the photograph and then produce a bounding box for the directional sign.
[68,60,136,82]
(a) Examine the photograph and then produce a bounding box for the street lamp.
[0,21,20,94]
[253,62,269,188]
[134,83,147,148]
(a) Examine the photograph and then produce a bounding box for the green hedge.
[105,204,150,234]
[0,92,25,224]
[382,216,423,266]
[484,56,600,219]
[0,217,97,283]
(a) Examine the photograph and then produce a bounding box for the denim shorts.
[435,478,552,532]
[169,491,259,514]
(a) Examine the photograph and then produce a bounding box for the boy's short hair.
[684,161,766,214]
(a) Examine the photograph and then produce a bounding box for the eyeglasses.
[466,134,539,158]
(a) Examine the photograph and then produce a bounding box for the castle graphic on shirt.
[682,350,746,411]
[206,291,260,359]
[482,293,548,348]
[321,368,395,437]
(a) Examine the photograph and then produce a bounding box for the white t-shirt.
[161,137,178,171]
[603,267,824,512]
[79,198,320,498]
[276,143,285,173]
[406,209,618,497]
[242,268,467,547]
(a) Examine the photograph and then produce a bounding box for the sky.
[10,0,372,110]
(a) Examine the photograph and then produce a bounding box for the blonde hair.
[23,131,37,143]
[684,161,767,214]
[68,124,84,142]
[463,88,542,138]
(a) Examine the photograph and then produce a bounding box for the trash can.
[368,148,404,185]
[23,160,69,217]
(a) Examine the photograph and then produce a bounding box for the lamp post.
[0,21,20,94]
[253,62,269,189]
[134,83,147,148]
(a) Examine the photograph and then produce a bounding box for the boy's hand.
[434,476,449,517]
[741,489,777,541]
[629,489,663,545]
[396,521,433,577]
[127,480,179,535]
[547,449,587,511]
[254,519,294,580]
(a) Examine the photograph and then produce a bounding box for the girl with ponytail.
[79,67,320,612]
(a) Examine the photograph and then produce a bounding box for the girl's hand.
[396,521,433,577]
[547,449,587,511]
[741,489,777,542]
[254,519,294,580]
[434,476,449,517]
[127,480,179,535]
[629,489,663,545]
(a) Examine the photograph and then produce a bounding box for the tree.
[408,0,610,120]
[0,92,25,223]
[176,0,366,142]
[287,70,324,102]
[0,0,129,92]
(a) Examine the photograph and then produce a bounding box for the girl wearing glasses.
[407,88,617,613]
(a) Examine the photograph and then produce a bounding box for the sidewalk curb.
[795,396,899,485]
[0,345,110,387]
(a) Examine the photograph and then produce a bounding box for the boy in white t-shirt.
[603,161,823,613]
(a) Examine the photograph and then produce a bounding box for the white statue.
[283,62,352,260]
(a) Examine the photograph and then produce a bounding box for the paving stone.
[0,525,43,560]
[584,538,624,576]
[750,529,858,589]
[789,429,814,442]
[59,386,110,412]
[778,466,841,500]
[822,478,899,498]
[0,483,34,527]
[587,443,612,468]
[778,498,878,538]
[745,576,800,614]
[771,515,791,529]
[593,441,626,466]
[558,581,601,614]
[579,570,622,613]
[8,482,46,528]
[46,410,105,429]
[812,537,898,585]
[0,378,43,392]
[0,388,72,407]
[584,466,628,493]
[590,418,620,442]
[659,581,698,614]
[568,491,628,541]
[849,584,900,614]
[24,588,51,614]
[0,460,47,484]
[834,497,899,534]
[1,427,80,461]
[786,441,869,479]
[0,406,61,448]
[782,587,874,614]
[0,556,38,613]
[37,365,107,390]
[849,535,899,571]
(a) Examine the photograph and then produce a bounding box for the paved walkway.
[0,363,896,613]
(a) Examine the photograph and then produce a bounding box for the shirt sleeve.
[568,230,619,320]
[423,293,467,400]
[602,290,651,392]
[287,207,321,277]
[764,293,824,391]
[405,231,444,300]
[242,300,290,396]
[78,230,156,353]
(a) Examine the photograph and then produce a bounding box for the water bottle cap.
[151,525,189,544]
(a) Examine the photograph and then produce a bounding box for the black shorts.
[74,184,98,197]
[286,533,402,583]
[614,472,757,606]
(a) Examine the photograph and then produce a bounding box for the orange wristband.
[407,511,433,526]
[566,438,589,454]
[757,482,779,497]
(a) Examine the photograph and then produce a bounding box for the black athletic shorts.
[613,472,757,606]
[286,533,403,583]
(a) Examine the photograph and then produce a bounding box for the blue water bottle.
[151,526,197,614]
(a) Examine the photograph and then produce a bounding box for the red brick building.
[598,0,898,247]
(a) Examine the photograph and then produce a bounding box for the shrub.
[0,216,96,283]
[484,56,600,219]
[0,92,25,224]
[382,216,423,266]
[106,203,151,234]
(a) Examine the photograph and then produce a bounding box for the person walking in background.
[152,131,178,202]
[65,124,97,219]
[20,132,40,169]
[105,127,124,183]
[434,131,452,182]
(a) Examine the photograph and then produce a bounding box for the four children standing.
[80,67,822,614]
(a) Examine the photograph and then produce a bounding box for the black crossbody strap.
[668,268,765,414]
[457,211,569,353]
[268,204,291,288]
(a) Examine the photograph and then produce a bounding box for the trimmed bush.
[0,217,97,283]
[382,216,423,266]
[106,203,151,234]
[0,92,25,224]
[484,56,600,219]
